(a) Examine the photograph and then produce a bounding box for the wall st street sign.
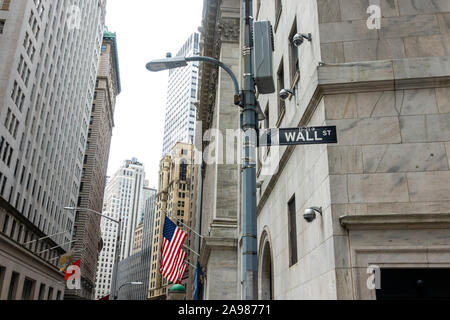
[259,126,338,147]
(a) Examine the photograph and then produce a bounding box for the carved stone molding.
[340,213,450,230]
[217,17,240,43]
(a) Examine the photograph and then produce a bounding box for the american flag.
[160,216,187,283]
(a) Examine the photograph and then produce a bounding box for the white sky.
[104,0,204,188]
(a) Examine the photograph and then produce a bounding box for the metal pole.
[112,218,122,300]
[241,0,258,300]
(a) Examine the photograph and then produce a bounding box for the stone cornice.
[199,236,238,269]
[318,56,450,94]
[339,213,450,230]
[0,233,64,279]
[198,0,241,139]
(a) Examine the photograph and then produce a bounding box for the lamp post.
[167,284,186,300]
[115,281,143,300]
[145,0,258,300]
[64,206,122,300]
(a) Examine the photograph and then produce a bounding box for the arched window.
[179,160,187,181]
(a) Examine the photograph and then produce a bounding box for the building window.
[256,0,261,19]
[21,278,36,300]
[47,287,53,300]
[2,214,9,233]
[7,272,19,300]
[276,60,285,126]
[0,20,5,33]
[1,0,10,10]
[288,195,298,267]
[288,18,300,86]
[179,162,187,181]
[275,0,282,31]
[38,283,45,300]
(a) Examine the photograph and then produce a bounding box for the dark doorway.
[376,268,450,300]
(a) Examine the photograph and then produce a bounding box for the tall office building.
[0,0,106,300]
[94,158,147,299]
[161,33,200,156]
[65,31,121,300]
[114,187,156,300]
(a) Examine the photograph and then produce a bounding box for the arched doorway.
[258,228,273,300]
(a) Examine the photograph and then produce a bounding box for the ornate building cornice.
[197,0,241,140]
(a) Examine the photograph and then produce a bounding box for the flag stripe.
[160,216,187,283]
[161,229,186,276]
[168,250,185,283]
[161,229,185,273]
[176,262,187,283]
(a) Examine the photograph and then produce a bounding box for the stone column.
[0,268,12,300]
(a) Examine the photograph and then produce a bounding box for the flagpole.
[23,230,68,245]
[185,260,197,270]
[176,219,203,239]
[182,244,199,257]
[37,240,77,254]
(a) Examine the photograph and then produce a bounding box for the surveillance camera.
[279,89,294,101]
[292,33,312,47]
[303,207,322,223]
[292,34,304,47]
[303,208,317,223]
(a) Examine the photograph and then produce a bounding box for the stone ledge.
[318,56,450,93]
[339,213,450,230]
[199,236,238,268]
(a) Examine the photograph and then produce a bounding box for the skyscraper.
[148,142,195,300]
[161,33,200,156]
[65,31,121,300]
[0,0,106,299]
[94,158,147,299]
[114,187,156,300]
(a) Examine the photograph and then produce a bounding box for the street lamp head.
[146,56,188,72]
[64,207,76,210]
[130,282,143,285]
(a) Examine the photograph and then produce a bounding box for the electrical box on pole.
[252,20,275,94]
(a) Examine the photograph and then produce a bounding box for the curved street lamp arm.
[185,56,241,103]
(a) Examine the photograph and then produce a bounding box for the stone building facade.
[0,197,65,300]
[195,0,450,300]
[196,0,241,300]
[254,0,450,299]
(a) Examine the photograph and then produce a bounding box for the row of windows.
[0,267,62,300]
[0,1,105,244]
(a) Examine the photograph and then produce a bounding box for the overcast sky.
[104,0,204,188]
